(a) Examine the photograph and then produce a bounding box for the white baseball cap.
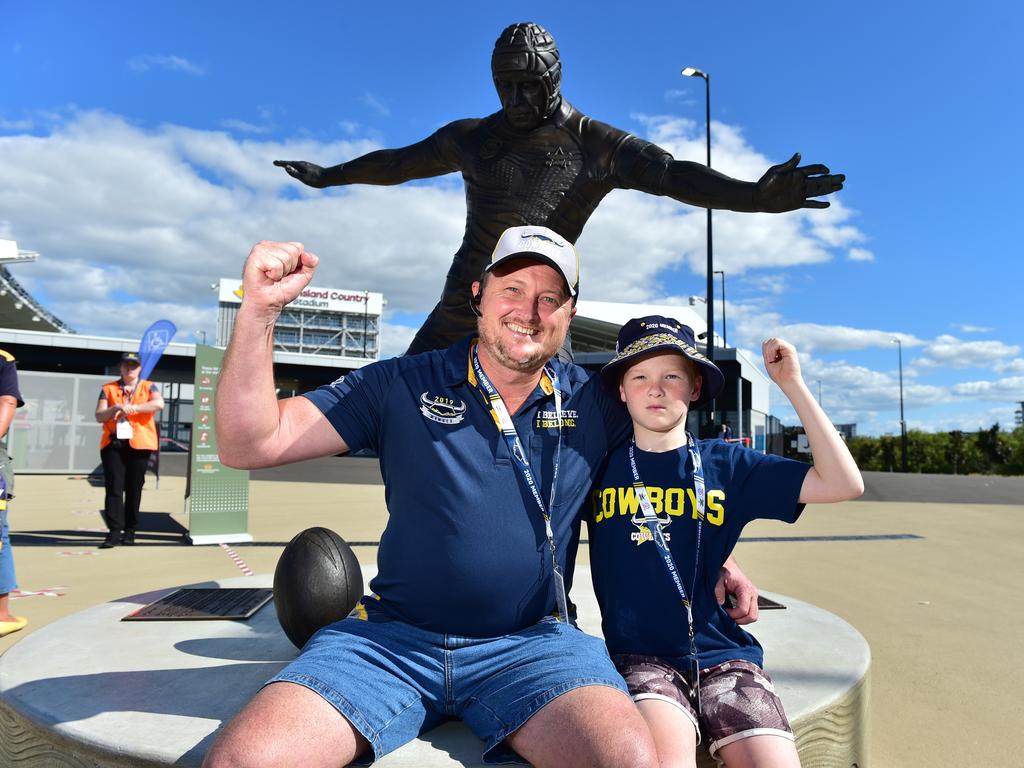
[486,226,579,299]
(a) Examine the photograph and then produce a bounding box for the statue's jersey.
[403,102,675,354]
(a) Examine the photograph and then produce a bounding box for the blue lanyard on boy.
[628,432,706,708]
[471,343,570,624]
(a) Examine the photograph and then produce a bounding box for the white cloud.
[951,376,1024,400]
[953,323,993,334]
[916,334,1020,369]
[379,321,418,359]
[220,119,272,135]
[0,117,33,131]
[739,274,788,295]
[360,93,391,118]
[919,407,1022,433]
[995,358,1024,374]
[0,111,460,340]
[127,55,205,77]
[848,247,874,262]
[731,314,925,355]
[663,89,696,106]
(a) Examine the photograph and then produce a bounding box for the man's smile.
[505,321,537,337]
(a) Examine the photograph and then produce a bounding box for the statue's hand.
[273,160,328,188]
[753,152,845,212]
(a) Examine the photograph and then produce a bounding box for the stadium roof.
[0,241,75,334]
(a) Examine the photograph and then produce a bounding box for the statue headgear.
[491,22,562,119]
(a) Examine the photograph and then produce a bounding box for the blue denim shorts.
[268,605,628,764]
[0,508,16,595]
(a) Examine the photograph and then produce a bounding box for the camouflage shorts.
[612,655,793,756]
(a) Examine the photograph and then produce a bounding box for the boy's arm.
[763,338,864,504]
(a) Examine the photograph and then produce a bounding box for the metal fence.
[5,371,193,474]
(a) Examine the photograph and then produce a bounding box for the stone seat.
[0,569,869,767]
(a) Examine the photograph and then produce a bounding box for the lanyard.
[471,344,570,623]
[119,379,140,405]
[628,432,706,707]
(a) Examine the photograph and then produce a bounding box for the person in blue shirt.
[587,316,863,767]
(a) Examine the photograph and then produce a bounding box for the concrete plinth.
[0,569,868,767]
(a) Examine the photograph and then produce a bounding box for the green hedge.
[846,425,1024,475]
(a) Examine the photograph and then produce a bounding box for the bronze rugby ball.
[273,527,364,649]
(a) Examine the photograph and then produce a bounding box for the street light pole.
[682,66,714,427]
[891,338,908,472]
[713,269,726,347]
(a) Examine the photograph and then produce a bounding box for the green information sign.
[185,344,252,544]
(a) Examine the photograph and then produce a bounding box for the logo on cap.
[520,231,564,246]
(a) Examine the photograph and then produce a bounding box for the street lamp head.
[681,67,707,79]
[891,337,901,347]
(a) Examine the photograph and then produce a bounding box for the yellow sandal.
[0,616,28,637]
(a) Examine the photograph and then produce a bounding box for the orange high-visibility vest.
[99,379,159,450]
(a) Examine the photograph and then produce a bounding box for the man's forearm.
[216,305,282,467]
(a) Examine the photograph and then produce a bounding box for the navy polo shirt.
[305,335,630,637]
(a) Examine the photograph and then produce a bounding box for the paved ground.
[163,454,1024,504]
[2,464,1022,766]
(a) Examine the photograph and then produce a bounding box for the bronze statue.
[276,22,844,355]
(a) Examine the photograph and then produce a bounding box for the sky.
[1,1,1022,436]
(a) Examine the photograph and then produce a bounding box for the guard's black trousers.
[100,442,151,533]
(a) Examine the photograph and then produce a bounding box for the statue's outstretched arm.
[662,152,845,213]
[617,137,844,213]
[274,130,462,189]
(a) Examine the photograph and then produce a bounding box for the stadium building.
[215,278,384,360]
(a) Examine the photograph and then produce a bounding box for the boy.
[586,316,863,767]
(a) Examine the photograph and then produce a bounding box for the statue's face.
[494,73,547,131]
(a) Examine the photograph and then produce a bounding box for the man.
[205,229,757,767]
[275,22,844,357]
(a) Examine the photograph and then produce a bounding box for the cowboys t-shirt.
[585,439,810,668]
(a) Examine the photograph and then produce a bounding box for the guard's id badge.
[116,420,134,440]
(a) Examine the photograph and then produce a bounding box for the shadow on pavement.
[11,511,189,547]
